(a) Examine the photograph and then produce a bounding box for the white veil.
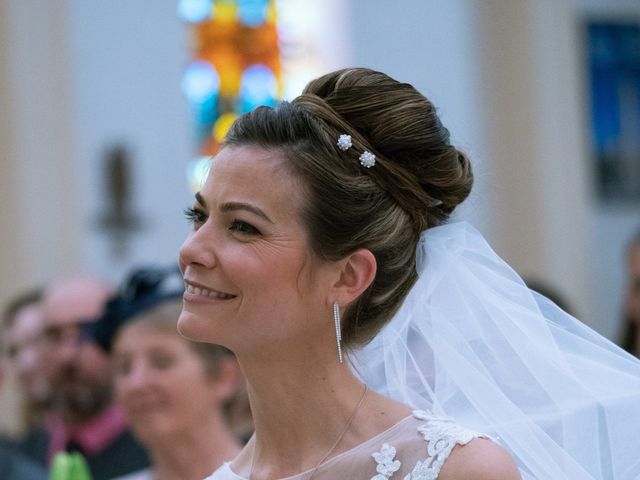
[351,222,640,479]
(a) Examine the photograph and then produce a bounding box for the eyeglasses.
[42,322,93,347]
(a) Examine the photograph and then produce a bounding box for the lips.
[183,280,236,300]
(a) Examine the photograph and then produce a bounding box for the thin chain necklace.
[248,385,368,480]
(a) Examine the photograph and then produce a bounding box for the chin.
[177,310,225,345]
[177,310,201,341]
[131,420,171,445]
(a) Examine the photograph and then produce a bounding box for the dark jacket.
[0,440,48,480]
[18,427,150,480]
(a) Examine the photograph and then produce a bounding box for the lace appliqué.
[404,410,481,480]
[371,443,401,479]
[369,411,482,480]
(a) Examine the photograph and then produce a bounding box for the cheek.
[19,349,37,370]
[80,347,110,374]
[114,381,129,406]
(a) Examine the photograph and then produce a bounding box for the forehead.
[116,324,190,352]
[202,145,305,213]
[10,305,44,338]
[43,282,109,327]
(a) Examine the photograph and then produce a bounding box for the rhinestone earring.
[333,302,343,363]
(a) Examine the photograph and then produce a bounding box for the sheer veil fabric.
[351,222,640,479]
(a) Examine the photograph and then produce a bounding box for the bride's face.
[178,145,336,355]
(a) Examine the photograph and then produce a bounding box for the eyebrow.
[194,192,273,224]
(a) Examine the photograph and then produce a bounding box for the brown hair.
[225,68,473,347]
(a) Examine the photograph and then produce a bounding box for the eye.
[43,327,63,345]
[184,206,207,227]
[113,357,132,377]
[150,353,175,370]
[229,219,261,236]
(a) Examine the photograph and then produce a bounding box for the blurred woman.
[111,300,243,480]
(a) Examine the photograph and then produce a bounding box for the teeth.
[184,283,233,299]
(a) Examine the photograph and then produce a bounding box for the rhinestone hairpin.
[359,151,376,168]
[337,134,352,151]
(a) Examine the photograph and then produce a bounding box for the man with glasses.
[19,276,149,480]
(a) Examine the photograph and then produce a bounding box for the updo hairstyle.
[225,68,473,347]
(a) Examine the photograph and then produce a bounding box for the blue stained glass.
[239,64,277,113]
[182,61,220,106]
[178,0,213,23]
[237,0,269,28]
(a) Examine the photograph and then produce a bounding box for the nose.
[57,335,82,366]
[117,360,150,397]
[179,224,218,272]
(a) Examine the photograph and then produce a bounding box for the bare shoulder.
[438,437,521,480]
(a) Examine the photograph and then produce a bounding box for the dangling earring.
[333,302,343,363]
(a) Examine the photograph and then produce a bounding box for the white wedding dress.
[206,410,483,480]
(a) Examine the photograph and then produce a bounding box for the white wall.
[67,0,194,284]
[0,1,81,295]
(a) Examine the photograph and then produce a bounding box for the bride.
[178,67,640,479]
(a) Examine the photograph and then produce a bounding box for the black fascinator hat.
[88,265,183,351]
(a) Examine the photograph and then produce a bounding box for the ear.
[331,248,377,307]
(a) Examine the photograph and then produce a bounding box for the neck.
[238,348,369,479]
[148,414,240,480]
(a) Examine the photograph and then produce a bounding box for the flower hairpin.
[336,133,376,168]
[359,151,376,168]
[337,134,352,151]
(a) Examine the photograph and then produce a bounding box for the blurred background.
[1,0,639,432]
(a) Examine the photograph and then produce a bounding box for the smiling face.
[113,323,223,443]
[178,145,337,356]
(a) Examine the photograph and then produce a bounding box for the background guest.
[0,360,48,480]
[2,288,51,433]
[19,275,150,480]
[111,299,243,480]
[622,229,640,356]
